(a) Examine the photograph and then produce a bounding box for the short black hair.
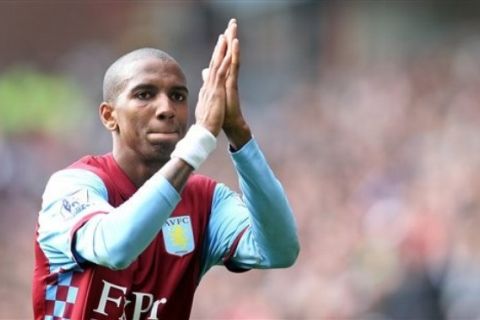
[102,48,176,103]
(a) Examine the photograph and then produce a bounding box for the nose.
[155,93,175,120]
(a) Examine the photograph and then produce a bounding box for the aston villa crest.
[162,215,194,256]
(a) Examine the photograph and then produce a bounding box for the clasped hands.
[195,19,252,150]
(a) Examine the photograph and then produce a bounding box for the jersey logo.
[60,189,91,219]
[162,215,194,256]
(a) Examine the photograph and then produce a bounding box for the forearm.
[160,157,194,192]
[232,139,299,267]
[75,163,184,269]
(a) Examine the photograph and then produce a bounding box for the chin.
[147,142,176,163]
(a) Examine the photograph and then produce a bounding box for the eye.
[135,90,154,100]
[171,92,186,102]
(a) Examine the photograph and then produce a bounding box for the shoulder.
[52,154,110,187]
[67,153,118,191]
[42,159,109,207]
[69,154,110,178]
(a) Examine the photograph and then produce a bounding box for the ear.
[99,102,118,132]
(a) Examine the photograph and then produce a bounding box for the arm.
[200,20,299,275]
[38,168,181,271]
[230,139,300,267]
[200,140,299,276]
[224,20,299,266]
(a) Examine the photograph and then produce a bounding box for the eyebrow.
[171,85,189,95]
[129,83,189,98]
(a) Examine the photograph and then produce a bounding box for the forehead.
[121,57,186,89]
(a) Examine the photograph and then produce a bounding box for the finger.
[217,46,232,81]
[224,19,236,39]
[209,35,225,70]
[202,68,210,82]
[209,35,228,81]
[218,34,232,79]
[229,19,238,43]
[224,20,237,51]
[230,38,240,79]
[224,18,236,36]
[208,35,219,69]
[224,21,237,79]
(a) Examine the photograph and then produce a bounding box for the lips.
[147,131,178,137]
[147,126,178,134]
[146,130,179,143]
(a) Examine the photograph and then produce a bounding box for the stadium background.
[2,1,480,319]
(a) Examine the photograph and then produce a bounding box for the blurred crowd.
[2,2,480,319]
[253,40,480,319]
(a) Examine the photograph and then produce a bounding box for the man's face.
[112,57,189,164]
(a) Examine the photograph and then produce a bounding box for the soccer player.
[32,19,299,319]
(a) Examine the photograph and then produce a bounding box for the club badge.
[162,215,194,256]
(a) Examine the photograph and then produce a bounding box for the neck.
[112,145,167,188]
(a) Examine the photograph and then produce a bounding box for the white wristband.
[171,124,217,170]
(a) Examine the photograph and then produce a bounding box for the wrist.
[170,124,217,170]
[197,121,222,137]
[223,120,252,150]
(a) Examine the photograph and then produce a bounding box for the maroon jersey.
[33,153,216,319]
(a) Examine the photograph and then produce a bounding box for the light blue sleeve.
[37,169,113,273]
[199,183,250,277]
[200,139,300,277]
[37,168,180,272]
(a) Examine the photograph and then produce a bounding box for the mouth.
[146,131,180,144]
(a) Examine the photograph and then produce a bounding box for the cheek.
[117,111,143,137]
[178,105,189,134]
[177,103,189,121]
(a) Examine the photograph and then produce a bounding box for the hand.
[203,19,252,149]
[195,34,231,136]
[223,19,252,149]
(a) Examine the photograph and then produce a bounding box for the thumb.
[202,68,210,82]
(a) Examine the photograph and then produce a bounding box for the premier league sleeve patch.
[60,189,92,219]
[162,215,195,257]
